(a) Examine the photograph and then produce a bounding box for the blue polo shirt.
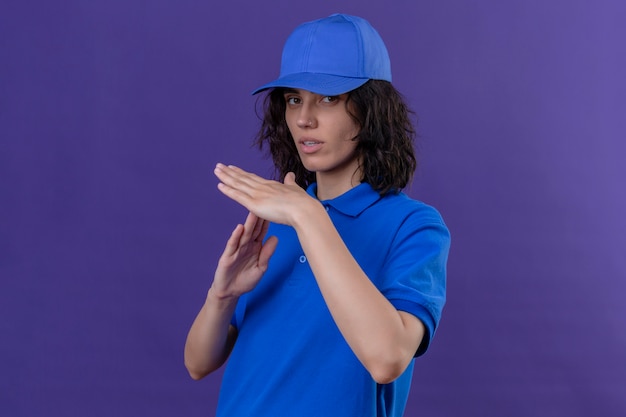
[216,182,449,417]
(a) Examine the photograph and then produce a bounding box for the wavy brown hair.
[254,80,417,195]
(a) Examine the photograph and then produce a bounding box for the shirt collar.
[306,182,382,217]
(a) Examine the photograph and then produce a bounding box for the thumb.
[284,172,297,185]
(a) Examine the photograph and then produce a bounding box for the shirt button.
[299,255,307,263]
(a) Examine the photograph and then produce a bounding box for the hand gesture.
[210,212,278,299]
[214,163,315,227]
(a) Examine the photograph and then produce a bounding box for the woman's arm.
[184,213,278,379]
[184,290,239,380]
[214,164,424,384]
[293,203,425,384]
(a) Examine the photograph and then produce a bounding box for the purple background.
[2,1,625,416]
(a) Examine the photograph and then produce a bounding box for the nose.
[296,103,317,129]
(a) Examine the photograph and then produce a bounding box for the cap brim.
[251,73,369,96]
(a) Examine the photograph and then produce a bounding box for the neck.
[315,169,362,200]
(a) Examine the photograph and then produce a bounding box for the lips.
[298,138,323,154]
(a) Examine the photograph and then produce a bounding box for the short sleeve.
[381,210,450,357]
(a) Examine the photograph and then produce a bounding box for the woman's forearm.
[184,289,239,380]
[292,202,424,384]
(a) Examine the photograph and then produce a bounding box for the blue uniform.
[216,182,450,417]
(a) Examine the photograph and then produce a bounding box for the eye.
[321,96,338,103]
[285,96,301,105]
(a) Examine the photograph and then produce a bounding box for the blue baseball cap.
[252,14,392,96]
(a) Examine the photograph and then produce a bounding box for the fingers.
[242,212,264,245]
[258,216,271,241]
[258,235,278,270]
[214,164,303,226]
[215,163,263,190]
[222,223,244,258]
[284,172,297,185]
[231,212,270,249]
[214,164,266,210]
[221,164,257,178]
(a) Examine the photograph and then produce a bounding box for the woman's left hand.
[214,163,317,226]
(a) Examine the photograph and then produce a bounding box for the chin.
[299,161,322,173]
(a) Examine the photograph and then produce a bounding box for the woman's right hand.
[210,212,278,300]
[185,211,276,379]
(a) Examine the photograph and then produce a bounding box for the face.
[283,89,361,185]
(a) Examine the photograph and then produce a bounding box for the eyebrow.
[282,88,300,94]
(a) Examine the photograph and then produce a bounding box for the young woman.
[185,13,450,417]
